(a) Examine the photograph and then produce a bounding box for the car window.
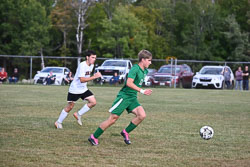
[183,66,191,72]
[200,68,223,75]
[102,61,127,67]
[41,68,63,73]
[158,67,181,73]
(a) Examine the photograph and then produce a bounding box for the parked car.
[143,68,157,86]
[95,59,133,84]
[192,65,234,89]
[150,64,194,88]
[33,67,71,85]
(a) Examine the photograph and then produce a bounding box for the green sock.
[125,122,137,133]
[93,127,104,139]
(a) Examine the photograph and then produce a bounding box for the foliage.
[97,5,149,58]
[0,0,51,55]
[50,0,75,48]
[223,15,250,61]
[1,0,250,76]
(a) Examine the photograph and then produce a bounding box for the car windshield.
[158,67,181,73]
[200,68,223,75]
[41,68,63,73]
[102,61,127,67]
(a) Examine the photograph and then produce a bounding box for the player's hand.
[94,72,102,79]
[144,89,152,95]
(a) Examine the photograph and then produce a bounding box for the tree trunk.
[40,48,45,70]
[75,0,95,60]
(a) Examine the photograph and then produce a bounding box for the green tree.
[85,3,107,55]
[223,15,250,61]
[173,1,225,61]
[132,0,173,59]
[217,0,250,32]
[50,0,75,57]
[98,5,149,58]
[0,0,50,55]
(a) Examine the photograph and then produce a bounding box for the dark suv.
[150,64,194,88]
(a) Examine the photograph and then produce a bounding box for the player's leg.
[74,90,96,126]
[89,97,127,146]
[55,92,79,129]
[55,102,75,129]
[88,114,119,146]
[121,104,146,145]
[131,106,146,125]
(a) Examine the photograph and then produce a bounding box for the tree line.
[0,0,249,77]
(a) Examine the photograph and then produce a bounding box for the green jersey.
[118,64,148,98]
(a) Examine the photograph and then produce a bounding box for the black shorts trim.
[67,90,94,102]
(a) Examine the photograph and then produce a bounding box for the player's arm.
[126,78,152,96]
[79,72,102,83]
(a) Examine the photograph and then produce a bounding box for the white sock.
[78,104,90,116]
[57,109,68,123]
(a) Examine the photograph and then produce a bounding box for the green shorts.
[109,96,140,116]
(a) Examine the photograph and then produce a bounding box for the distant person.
[222,68,231,89]
[242,66,249,90]
[0,67,8,84]
[64,71,74,85]
[45,71,56,85]
[109,72,120,85]
[9,68,19,84]
[235,66,243,90]
[54,50,102,129]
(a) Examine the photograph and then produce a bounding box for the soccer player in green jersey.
[88,50,153,146]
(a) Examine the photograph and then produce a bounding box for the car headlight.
[193,77,198,80]
[213,76,222,81]
[34,75,39,80]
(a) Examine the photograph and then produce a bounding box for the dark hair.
[85,50,96,57]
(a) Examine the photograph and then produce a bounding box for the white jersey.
[69,61,94,94]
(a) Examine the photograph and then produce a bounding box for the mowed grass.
[0,85,250,167]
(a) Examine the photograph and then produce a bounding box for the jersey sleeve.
[128,66,138,79]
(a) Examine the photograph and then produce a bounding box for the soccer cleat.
[121,129,131,145]
[88,134,98,146]
[73,112,82,126]
[54,121,63,129]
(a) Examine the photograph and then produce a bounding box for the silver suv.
[192,66,234,89]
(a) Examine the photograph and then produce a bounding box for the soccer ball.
[200,126,214,140]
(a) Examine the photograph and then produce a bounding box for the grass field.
[0,85,250,167]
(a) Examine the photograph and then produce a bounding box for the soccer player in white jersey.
[55,50,102,129]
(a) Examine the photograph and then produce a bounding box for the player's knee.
[66,103,74,111]
[138,113,146,121]
[91,101,97,107]
[88,100,97,108]
[110,115,119,124]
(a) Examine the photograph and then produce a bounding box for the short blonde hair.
[138,50,152,62]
